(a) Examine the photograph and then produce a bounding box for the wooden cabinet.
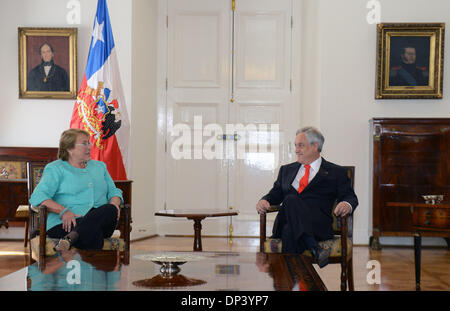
[0,147,58,227]
[370,118,450,249]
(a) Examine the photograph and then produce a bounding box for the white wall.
[0,0,131,147]
[0,0,155,240]
[130,0,158,239]
[2,0,449,245]
[301,0,450,245]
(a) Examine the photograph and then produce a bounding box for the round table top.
[155,209,239,218]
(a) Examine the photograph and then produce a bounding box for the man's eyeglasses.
[76,142,92,147]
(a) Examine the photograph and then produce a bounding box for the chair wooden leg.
[39,206,48,265]
[347,258,354,291]
[24,219,29,247]
[260,212,266,252]
[340,260,348,291]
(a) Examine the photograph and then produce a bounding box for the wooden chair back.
[332,166,354,236]
[259,165,356,291]
[27,161,50,263]
[27,160,133,266]
[27,161,48,198]
[260,166,355,248]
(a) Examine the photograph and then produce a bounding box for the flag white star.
[95,105,105,114]
[91,17,105,48]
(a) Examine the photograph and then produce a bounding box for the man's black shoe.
[310,246,331,268]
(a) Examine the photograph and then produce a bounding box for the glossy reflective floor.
[2,250,326,291]
[1,236,449,291]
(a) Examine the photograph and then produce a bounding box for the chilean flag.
[70,0,129,180]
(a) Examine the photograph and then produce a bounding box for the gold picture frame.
[18,27,77,99]
[375,23,445,99]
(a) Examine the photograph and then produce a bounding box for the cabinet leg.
[414,234,421,291]
[0,220,9,229]
[370,236,382,250]
[444,238,450,249]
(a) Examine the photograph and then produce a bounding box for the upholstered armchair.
[27,161,131,265]
[259,166,355,291]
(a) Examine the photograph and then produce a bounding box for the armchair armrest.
[266,205,281,213]
[337,214,348,239]
[259,205,281,252]
[336,214,352,268]
[119,204,131,251]
[30,205,39,214]
[38,204,48,264]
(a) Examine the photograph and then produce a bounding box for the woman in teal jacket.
[30,129,123,251]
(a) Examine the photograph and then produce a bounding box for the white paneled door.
[162,0,297,236]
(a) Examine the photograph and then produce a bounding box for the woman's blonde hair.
[58,129,90,161]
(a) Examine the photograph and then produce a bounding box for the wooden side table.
[155,210,238,251]
[387,202,450,290]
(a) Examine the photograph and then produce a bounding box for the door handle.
[216,134,241,141]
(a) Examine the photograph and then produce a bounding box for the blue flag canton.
[85,0,116,80]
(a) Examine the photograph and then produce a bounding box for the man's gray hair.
[296,127,325,152]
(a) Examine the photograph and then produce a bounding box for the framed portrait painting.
[375,23,445,99]
[18,27,77,99]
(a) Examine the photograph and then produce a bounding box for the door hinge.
[166,78,168,90]
[166,15,169,28]
[290,79,292,92]
[232,0,235,11]
[291,16,293,28]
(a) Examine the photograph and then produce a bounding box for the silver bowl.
[134,253,205,276]
[421,195,444,204]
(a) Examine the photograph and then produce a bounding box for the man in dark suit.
[27,43,70,92]
[256,127,358,268]
[389,46,429,86]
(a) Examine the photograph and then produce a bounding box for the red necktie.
[298,280,308,291]
[297,164,310,194]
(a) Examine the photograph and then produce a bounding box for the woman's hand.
[109,197,121,220]
[61,210,80,232]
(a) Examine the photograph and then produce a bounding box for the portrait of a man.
[27,42,70,92]
[388,37,430,87]
[19,27,77,99]
[376,23,444,99]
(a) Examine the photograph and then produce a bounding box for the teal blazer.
[29,159,123,231]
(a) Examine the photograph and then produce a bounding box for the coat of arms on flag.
[70,0,130,180]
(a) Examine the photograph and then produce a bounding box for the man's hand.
[256,199,271,214]
[334,201,352,217]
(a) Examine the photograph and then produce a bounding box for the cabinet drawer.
[414,216,450,229]
[415,207,448,218]
[413,207,450,229]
